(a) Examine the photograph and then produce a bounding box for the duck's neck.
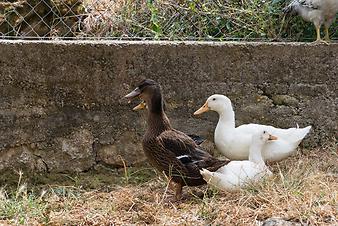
[248,141,265,165]
[146,112,171,136]
[145,92,171,137]
[216,105,235,131]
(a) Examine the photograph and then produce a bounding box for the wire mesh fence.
[0,0,337,41]
[0,0,84,38]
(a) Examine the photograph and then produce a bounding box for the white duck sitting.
[200,131,276,192]
[194,94,311,162]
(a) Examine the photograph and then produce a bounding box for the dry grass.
[0,143,337,225]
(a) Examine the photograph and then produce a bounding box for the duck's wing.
[157,130,228,172]
[151,130,201,181]
[157,130,198,157]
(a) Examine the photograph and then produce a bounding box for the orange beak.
[268,135,278,140]
[132,101,146,111]
[194,101,210,115]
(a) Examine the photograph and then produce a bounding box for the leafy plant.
[82,0,338,41]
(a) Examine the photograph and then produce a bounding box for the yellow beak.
[194,102,210,115]
[133,101,147,111]
[268,135,278,140]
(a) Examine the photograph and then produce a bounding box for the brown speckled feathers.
[143,129,227,186]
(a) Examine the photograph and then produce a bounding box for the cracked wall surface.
[0,40,337,174]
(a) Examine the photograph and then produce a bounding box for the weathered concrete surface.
[0,40,337,173]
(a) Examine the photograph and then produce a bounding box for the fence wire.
[0,0,84,38]
[0,0,337,41]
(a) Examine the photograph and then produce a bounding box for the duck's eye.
[212,98,216,101]
[263,131,267,134]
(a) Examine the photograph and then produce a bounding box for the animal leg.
[314,24,328,44]
[175,183,183,200]
[324,26,330,42]
[314,24,322,42]
[168,178,175,190]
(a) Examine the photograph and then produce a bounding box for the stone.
[260,218,304,226]
[0,41,337,174]
[42,129,96,173]
[96,131,145,168]
[0,145,45,172]
[272,95,299,107]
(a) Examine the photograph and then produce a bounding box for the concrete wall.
[0,40,337,173]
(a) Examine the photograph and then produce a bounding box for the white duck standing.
[194,94,311,161]
[200,131,276,192]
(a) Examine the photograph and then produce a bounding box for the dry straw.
[0,142,337,225]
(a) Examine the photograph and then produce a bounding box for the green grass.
[1,0,337,41]
[0,191,49,225]
[82,0,338,42]
[0,174,49,225]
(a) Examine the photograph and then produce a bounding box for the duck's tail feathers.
[293,125,311,144]
[267,125,311,143]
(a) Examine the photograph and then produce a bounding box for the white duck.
[194,94,311,161]
[200,131,276,192]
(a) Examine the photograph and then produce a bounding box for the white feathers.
[176,155,190,160]
[195,94,311,162]
[200,131,274,192]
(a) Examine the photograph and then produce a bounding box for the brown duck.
[125,79,229,199]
